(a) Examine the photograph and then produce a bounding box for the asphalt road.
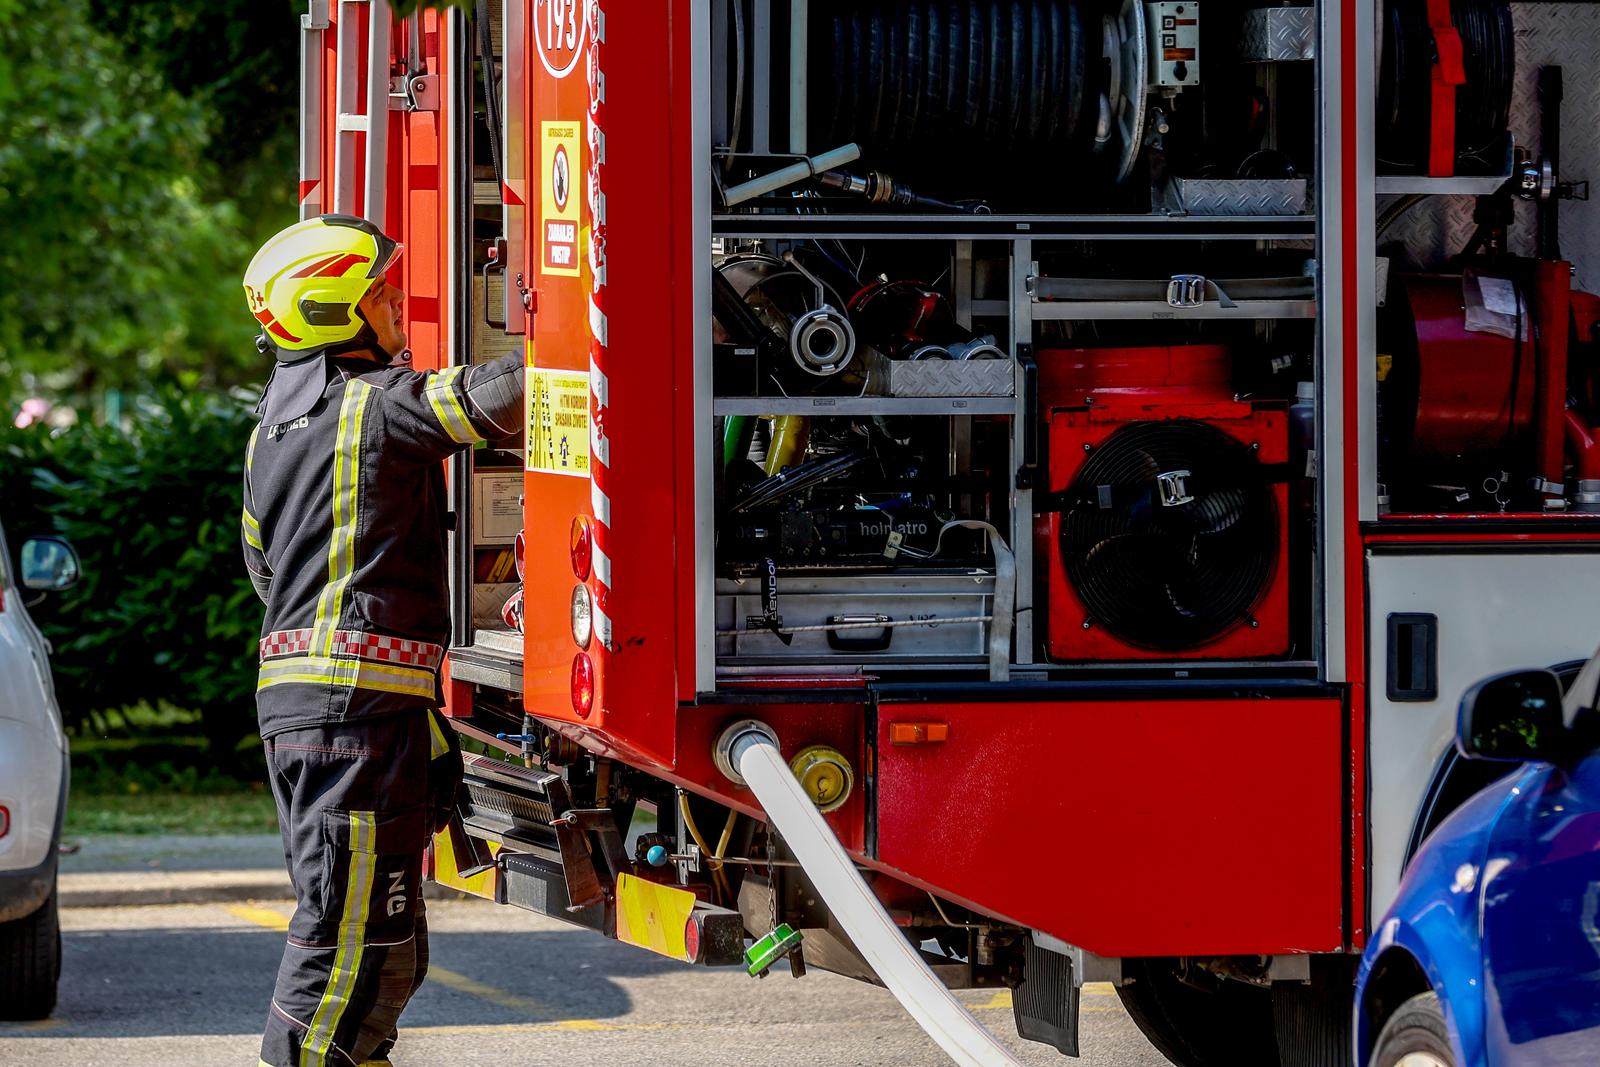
[0,898,1172,1067]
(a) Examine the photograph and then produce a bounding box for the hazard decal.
[540,121,581,278]
[526,367,590,478]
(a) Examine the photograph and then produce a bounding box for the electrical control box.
[1148,1,1202,88]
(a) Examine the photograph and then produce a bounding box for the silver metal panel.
[1366,551,1600,922]
[790,0,808,153]
[1355,0,1379,533]
[363,0,392,226]
[712,396,1015,416]
[751,0,770,154]
[1240,6,1316,62]
[332,0,364,215]
[694,0,716,692]
[501,0,527,335]
[1173,179,1307,216]
[879,359,1016,399]
[1382,3,1600,290]
[1318,0,1346,679]
[1011,243,1035,663]
[300,2,329,221]
[1030,299,1316,321]
[711,213,1316,241]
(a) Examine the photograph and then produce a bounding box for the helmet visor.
[367,235,404,278]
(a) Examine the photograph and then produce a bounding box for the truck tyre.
[1367,991,1455,1067]
[1272,955,1356,1067]
[0,885,61,1021]
[1115,957,1281,1067]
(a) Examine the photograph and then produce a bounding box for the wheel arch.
[1356,946,1432,1065]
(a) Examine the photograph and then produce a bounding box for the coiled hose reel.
[807,0,1150,188]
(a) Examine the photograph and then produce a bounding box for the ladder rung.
[338,113,369,133]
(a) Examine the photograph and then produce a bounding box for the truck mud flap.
[1012,935,1081,1056]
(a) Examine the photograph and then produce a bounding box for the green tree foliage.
[0,0,282,412]
[91,0,302,215]
[1,394,261,764]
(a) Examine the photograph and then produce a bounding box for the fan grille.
[1060,419,1278,652]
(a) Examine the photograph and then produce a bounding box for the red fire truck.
[297,1,1600,1062]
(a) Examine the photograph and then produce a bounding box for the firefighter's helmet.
[242,214,403,360]
[244,215,403,426]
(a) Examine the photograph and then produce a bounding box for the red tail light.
[683,913,701,963]
[570,516,592,580]
[571,652,595,717]
[0,805,9,839]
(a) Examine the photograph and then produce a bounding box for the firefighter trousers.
[259,708,462,1067]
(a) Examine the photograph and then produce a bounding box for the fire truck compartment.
[872,691,1347,956]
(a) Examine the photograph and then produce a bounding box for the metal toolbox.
[1170,178,1308,217]
[715,569,998,670]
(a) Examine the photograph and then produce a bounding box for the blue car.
[1353,658,1600,1066]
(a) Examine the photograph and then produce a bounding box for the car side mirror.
[1457,668,1568,764]
[19,537,80,592]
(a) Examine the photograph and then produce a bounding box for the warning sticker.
[540,121,581,277]
[527,367,590,477]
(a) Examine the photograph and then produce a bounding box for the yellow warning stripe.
[257,654,437,700]
[312,382,373,657]
[244,424,265,551]
[424,366,483,445]
[301,812,376,1066]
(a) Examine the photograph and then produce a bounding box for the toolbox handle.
[826,614,894,652]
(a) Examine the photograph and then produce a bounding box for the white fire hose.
[716,721,1025,1067]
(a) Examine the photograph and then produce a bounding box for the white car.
[0,518,78,1020]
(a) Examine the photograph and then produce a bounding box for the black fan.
[1059,419,1279,651]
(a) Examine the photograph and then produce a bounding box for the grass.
[65,701,276,836]
[66,789,277,836]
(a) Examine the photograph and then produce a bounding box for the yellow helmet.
[241,214,402,359]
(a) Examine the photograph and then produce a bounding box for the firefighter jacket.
[241,353,523,737]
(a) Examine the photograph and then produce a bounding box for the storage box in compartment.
[715,570,996,668]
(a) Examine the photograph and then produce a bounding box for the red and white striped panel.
[585,2,615,654]
[259,628,445,668]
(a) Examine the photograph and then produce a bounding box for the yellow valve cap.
[789,745,855,813]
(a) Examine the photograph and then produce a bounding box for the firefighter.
[240,215,523,1067]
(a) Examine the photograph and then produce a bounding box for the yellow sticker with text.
[1376,353,1394,383]
[540,120,581,277]
[526,367,590,477]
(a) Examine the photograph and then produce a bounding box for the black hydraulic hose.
[475,0,505,193]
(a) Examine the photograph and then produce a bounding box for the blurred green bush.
[2,392,261,767]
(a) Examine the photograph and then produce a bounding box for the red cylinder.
[1383,275,1537,461]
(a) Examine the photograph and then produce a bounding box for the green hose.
[721,415,756,471]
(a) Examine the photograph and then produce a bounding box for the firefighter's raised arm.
[365,351,524,464]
